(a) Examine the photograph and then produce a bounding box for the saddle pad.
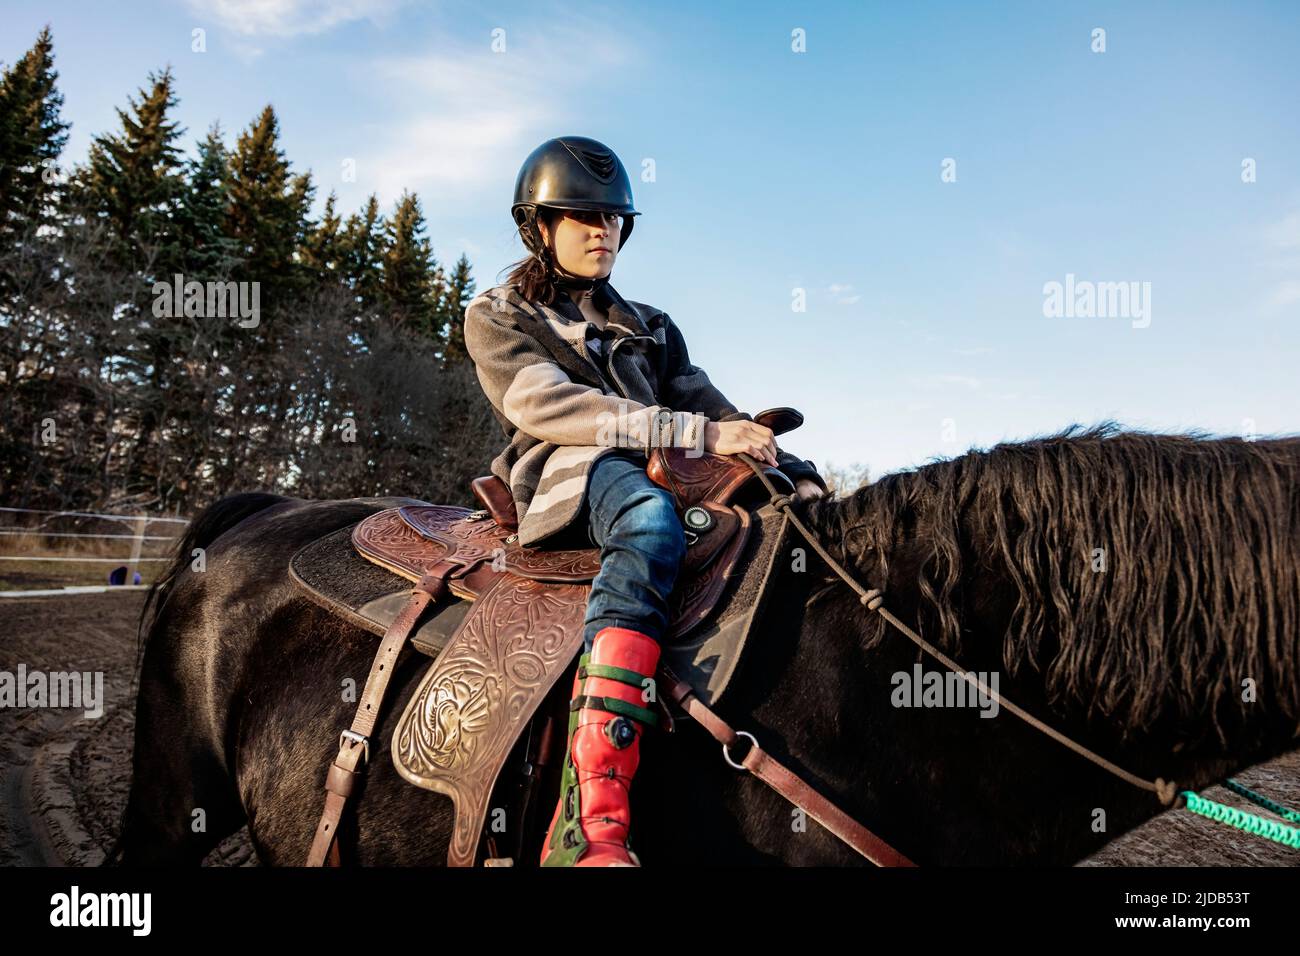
[390,572,588,866]
[289,524,471,658]
[293,499,792,700]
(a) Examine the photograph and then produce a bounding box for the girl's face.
[539,209,621,279]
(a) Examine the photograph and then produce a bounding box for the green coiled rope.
[1224,778,1300,824]
[1181,789,1300,850]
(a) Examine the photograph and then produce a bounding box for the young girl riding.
[463,135,826,866]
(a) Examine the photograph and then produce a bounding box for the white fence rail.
[0,504,190,597]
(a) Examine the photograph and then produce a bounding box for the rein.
[663,452,1194,867]
[712,453,1300,858]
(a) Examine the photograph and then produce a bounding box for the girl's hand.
[794,478,825,501]
[703,420,778,467]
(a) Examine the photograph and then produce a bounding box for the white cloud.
[365,109,534,203]
[1265,279,1300,309]
[359,26,642,203]
[827,282,860,304]
[186,0,407,37]
[227,40,266,61]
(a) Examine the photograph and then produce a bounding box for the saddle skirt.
[290,496,795,866]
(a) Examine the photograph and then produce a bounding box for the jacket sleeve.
[659,313,828,492]
[463,293,710,452]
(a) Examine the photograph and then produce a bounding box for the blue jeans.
[578,450,686,652]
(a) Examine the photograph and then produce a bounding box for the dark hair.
[805,421,1300,747]
[501,207,562,306]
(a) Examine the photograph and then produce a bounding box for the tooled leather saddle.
[300,408,806,867]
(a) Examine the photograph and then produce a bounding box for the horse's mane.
[806,421,1300,747]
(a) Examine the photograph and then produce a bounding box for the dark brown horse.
[107,422,1299,865]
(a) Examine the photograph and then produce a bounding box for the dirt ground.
[0,591,1296,867]
[1,592,254,866]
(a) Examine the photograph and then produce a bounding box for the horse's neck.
[740,525,1297,863]
[887,522,1298,774]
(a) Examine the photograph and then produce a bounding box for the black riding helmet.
[511,136,640,292]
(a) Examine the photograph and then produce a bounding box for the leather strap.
[305,560,456,866]
[660,667,916,867]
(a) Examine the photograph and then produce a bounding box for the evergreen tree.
[213,105,315,489]
[380,190,439,337]
[82,65,186,272]
[303,190,345,283]
[340,193,385,312]
[155,124,244,506]
[0,25,70,295]
[440,253,475,363]
[0,25,69,501]
[225,104,313,304]
[177,124,242,279]
[0,30,498,515]
[59,66,189,502]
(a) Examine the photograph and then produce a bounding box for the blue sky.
[7,0,1298,482]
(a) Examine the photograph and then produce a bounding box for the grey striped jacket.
[462,280,825,548]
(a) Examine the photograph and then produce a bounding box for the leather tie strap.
[305,561,456,866]
[659,667,916,867]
